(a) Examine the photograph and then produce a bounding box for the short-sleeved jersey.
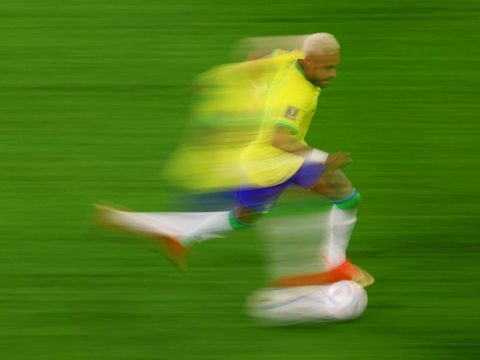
[241,54,321,187]
[165,50,308,191]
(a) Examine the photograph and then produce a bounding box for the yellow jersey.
[241,55,321,187]
[165,50,308,191]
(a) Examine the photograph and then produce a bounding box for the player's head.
[300,33,340,88]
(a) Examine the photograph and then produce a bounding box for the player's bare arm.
[272,124,351,172]
[271,124,310,154]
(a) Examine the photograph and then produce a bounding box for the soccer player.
[96,33,374,287]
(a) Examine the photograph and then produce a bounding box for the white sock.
[104,209,235,246]
[180,211,233,245]
[322,204,357,270]
[103,210,180,238]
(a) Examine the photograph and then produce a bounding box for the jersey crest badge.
[284,106,299,120]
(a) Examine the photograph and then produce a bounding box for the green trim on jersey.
[294,61,307,79]
[274,120,299,134]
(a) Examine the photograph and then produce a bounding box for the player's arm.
[272,124,351,171]
[272,124,309,155]
[269,102,332,164]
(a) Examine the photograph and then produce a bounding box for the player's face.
[303,51,340,88]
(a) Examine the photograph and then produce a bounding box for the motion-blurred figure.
[96,33,373,287]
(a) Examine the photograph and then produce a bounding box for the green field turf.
[1,0,479,359]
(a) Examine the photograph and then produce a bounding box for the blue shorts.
[182,162,325,212]
[235,162,325,212]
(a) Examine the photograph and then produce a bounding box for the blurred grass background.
[1,0,479,359]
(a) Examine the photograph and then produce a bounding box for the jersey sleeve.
[266,84,309,135]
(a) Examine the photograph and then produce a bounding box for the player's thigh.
[311,169,353,199]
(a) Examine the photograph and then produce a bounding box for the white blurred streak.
[232,35,308,60]
[259,211,330,281]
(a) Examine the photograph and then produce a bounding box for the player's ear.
[303,55,313,67]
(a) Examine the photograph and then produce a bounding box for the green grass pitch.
[1,0,479,359]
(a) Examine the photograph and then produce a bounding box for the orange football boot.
[273,259,374,288]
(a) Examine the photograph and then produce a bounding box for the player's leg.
[95,203,191,268]
[311,169,373,286]
[311,170,359,268]
[269,160,373,287]
[95,203,242,245]
[95,202,253,268]
[95,184,286,266]
[169,183,286,244]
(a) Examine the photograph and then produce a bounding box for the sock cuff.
[228,211,252,229]
[333,189,361,210]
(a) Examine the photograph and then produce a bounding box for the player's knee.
[231,207,265,227]
[328,177,352,194]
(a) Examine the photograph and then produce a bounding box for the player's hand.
[325,152,352,170]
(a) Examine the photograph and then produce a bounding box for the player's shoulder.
[274,62,316,98]
[275,58,310,86]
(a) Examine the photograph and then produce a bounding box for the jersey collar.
[295,60,319,89]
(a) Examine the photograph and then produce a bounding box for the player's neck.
[296,60,315,86]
